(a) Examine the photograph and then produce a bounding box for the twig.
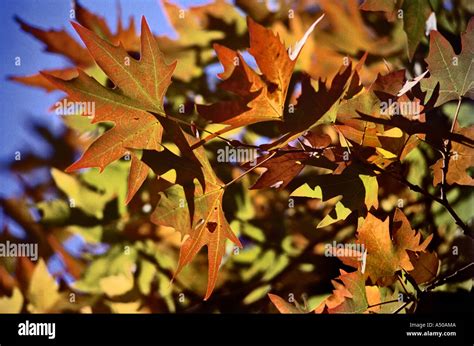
[393,300,410,314]
[367,299,402,309]
[440,97,462,201]
[223,152,277,188]
[425,262,474,291]
[402,270,422,297]
[388,172,471,238]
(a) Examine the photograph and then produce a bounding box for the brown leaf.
[408,251,439,284]
[340,209,432,285]
[195,16,323,144]
[432,125,474,186]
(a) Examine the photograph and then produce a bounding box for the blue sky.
[0,0,212,196]
[0,0,215,283]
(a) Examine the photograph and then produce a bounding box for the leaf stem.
[450,97,462,134]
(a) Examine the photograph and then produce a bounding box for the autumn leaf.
[260,58,367,151]
[44,17,176,203]
[150,137,242,300]
[195,15,324,145]
[13,15,92,66]
[431,125,474,186]
[6,0,473,313]
[10,68,79,93]
[340,209,433,285]
[245,130,333,190]
[314,270,381,314]
[421,18,474,106]
[408,251,439,284]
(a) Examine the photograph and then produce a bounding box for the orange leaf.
[340,209,432,285]
[43,17,176,203]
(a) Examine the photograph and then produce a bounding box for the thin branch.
[393,300,410,314]
[440,97,462,201]
[402,270,422,297]
[222,152,277,188]
[397,274,411,297]
[425,262,474,291]
[367,299,402,309]
[388,171,471,237]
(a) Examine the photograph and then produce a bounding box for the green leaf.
[243,284,271,305]
[81,160,130,215]
[66,225,103,244]
[99,273,134,298]
[36,199,70,225]
[138,260,156,296]
[51,168,111,219]
[73,245,137,295]
[402,0,431,59]
[421,18,474,106]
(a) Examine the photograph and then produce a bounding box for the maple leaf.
[371,69,406,96]
[141,121,207,221]
[261,58,366,151]
[431,125,474,186]
[314,269,381,314]
[421,18,474,106]
[10,68,79,93]
[150,137,241,300]
[340,209,433,285]
[195,15,324,145]
[43,17,176,203]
